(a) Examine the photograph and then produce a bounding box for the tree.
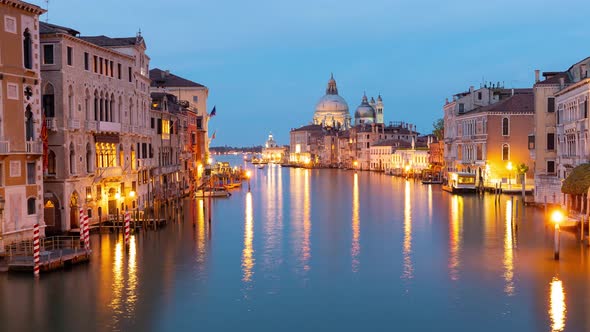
[432,118,444,140]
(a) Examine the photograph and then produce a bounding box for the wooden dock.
[4,236,91,274]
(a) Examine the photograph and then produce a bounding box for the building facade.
[0,0,46,248]
[40,22,152,232]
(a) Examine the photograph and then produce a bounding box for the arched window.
[502,144,510,161]
[129,98,134,126]
[69,143,76,175]
[100,92,104,121]
[86,143,92,173]
[23,29,32,69]
[94,90,99,121]
[68,85,74,118]
[103,92,109,121]
[27,197,36,215]
[85,89,91,120]
[43,84,55,117]
[110,93,115,122]
[118,96,123,123]
[48,150,56,175]
[502,117,509,136]
[25,105,34,141]
[131,145,136,170]
[119,144,124,168]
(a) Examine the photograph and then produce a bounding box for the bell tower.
[376,94,384,124]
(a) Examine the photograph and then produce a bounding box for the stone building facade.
[40,22,152,232]
[0,0,46,248]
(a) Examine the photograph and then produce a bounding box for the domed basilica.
[312,74,384,130]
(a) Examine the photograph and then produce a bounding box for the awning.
[561,163,590,195]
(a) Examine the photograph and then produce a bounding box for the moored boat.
[442,172,476,194]
[194,187,231,198]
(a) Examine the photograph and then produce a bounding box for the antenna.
[45,0,49,23]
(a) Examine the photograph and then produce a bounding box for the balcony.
[98,121,121,133]
[152,164,180,175]
[138,159,154,168]
[0,141,9,154]
[96,166,122,178]
[85,120,98,131]
[46,118,57,131]
[26,141,42,154]
[68,118,81,130]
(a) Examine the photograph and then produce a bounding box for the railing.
[68,118,81,130]
[96,166,122,178]
[5,236,83,263]
[0,141,9,154]
[85,120,98,131]
[26,141,42,154]
[97,121,121,133]
[46,117,57,131]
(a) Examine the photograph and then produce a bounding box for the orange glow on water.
[242,192,254,282]
[503,199,514,296]
[549,277,566,332]
[352,173,360,272]
[402,180,413,280]
[449,195,462,281]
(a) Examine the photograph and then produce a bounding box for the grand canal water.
[2,158,590,331]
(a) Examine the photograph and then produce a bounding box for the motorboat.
[194,187,231,198]
[442,172,476,194]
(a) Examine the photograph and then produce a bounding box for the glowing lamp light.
[405,165,410,172]
[506,161,513,171]
[115,192,121,200]
[129,191,136,198]
[207,158,213,165]
[353,161,358,167]
[551,210,564,225]
[246,171,252,178]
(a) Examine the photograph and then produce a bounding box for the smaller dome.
[354,94,376,120]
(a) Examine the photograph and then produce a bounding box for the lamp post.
[353,161,358,173]
[552,210,564,260]
[506,161,513,190]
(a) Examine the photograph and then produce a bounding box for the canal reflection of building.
[449,195,463,281]
[194,199,208,266]
[352,173,360,272]
[242,192,254,282]
[290,168,311,276]
[402,180,413,280]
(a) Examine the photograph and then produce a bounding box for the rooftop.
[150,68,205,88]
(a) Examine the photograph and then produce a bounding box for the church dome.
[315,94,349,114]
[354,94,376,124]
[313,74,350,129]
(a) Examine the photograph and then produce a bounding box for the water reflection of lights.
[503,199,515,296]
[124,235,138,316]
[351,173,360,272]
[449,195,462,281]
[242,192,254,282]
[302,169,311,272]
[402,180,413,280]
[196,199,206,264]
[109,240,124,314]
[549,277,566,332]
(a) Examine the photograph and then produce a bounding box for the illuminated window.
[162,119,170,140]
[502,144,510,161]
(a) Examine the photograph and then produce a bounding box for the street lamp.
[353,160,358,172]
[506,161,513,190]
[246,170,252,192]
[551,210,564,260]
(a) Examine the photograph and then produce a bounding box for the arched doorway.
[69,191,79,229]
[44,192,62,235]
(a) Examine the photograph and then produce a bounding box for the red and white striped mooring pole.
[124,211,130,245]
[79,208,84,245]
[33,223,40,278]
[83,213,90,251]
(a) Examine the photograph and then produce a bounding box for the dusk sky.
[31,0,590,146]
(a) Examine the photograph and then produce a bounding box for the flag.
[209,106,216,117]
[211,131,216,140]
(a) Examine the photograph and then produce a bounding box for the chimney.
[535,69,540,83]
[511,88,514,96]
[559,77,565,89]
[581,64,587,79]
[469,86,474,93]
